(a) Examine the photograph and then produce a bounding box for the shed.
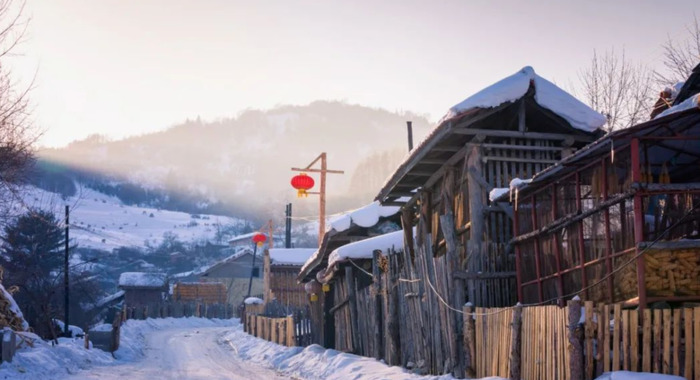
[374,66,605,376]
[262,248,316,308]
[199,248,264,304]
[501,76,700,307]
[118,272,167,306]
[172,282,227,304]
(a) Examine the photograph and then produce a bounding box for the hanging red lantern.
[291,173,315,198]
[252,233,267,247]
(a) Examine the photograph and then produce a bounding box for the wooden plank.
[613,304,621,371]
[695,307,700,380]
[685,308,693,380]
[604,304,611,372]
[653,309,662,373]
[622,310,630,371]
[596,304,605,377]
[630,310,639,372]
[585,301,594,379]
[642,309,652,373]
[673,309,681,376]
[663,309,671,374]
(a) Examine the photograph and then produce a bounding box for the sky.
[6,0,700,147]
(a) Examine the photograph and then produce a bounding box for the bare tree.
[655,15,700,88]
[0,0,36,220]
[579,48,653,131]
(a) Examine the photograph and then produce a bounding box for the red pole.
[630,138,647,309]
[551,184,565,306]
[602,158,614,303]
[514,206,523,303]
[576,171,589,299]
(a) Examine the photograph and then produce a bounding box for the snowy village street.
[57,326,292,380]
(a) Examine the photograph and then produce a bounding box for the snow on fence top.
[268,248,316,266]
[0,283,29,331]
[443,66,607,132]
[326,229,405,270]
[244,297,263,305]
[118,272,167,288]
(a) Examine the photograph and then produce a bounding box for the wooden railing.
[123,301,234,320]
[243,309,313,347]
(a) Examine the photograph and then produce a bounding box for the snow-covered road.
[59,326,292,380]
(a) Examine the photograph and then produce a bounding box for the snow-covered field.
[12,185,244,251]
[0,317,683,380]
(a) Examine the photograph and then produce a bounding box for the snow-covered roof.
[299,201,402,276]
[118,272,167,288]
[228,232,258,244]
[95,290,125,308]
[196,248,254,275]
[444,66,607,132]
[489,188,509,202]
[326,229,405,270]
[655,93,700,119]
[268,248,316,266]
[328,201,401,233]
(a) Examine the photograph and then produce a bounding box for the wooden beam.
[433,146,462,152]
[482,156,559,164]
[480,143,565,152]
[452,128,594,142]
[408,171,435,177]
[453,270,517,280]
[418,159,448,165]
[468,166,493,192]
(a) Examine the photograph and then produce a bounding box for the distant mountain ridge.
[35,101,431,221]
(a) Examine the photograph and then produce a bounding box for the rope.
[344,199,700,317]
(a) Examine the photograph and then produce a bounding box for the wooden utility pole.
[64,205,70,337]
[291,152,343,245]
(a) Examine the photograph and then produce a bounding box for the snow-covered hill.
[11,184,246,252]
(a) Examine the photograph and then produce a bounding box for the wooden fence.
[464,302,700,380]
[243,309,313,347]
[123,301,233,320]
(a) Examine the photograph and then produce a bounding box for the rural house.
[199,248,264,304]
[262,248,316,309]
[371,66,606,376]
[118,272,168,306]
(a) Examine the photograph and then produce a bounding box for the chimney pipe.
[406,121,414,152]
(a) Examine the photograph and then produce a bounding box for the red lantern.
[291,173,315,198]
[252,233,267,247]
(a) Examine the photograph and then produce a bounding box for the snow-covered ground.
[0,317,682,380]
[12,185,244,251]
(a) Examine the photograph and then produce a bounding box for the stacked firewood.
[0,286,28,331]
[644,249,700,297]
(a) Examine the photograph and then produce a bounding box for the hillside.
[35,101,431,220]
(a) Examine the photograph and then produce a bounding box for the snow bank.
[595,372,684,380]
[0,317,236,379]
[0,283,29,331]
[655,92,700,119]
[444,66,606,132]
[223,327,489,380]
[269,248,316,266]
[327,230,404,269]
[118,272,167,288]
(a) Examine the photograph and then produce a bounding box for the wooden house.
[298,200,402,346]
[373,66,606,376]
[262,248,316,309]
[199,248,264,304]
[172,282,227,304]
[118,272,168,306]
[500,71,700,308]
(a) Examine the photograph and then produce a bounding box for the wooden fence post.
[372,250,383,361]
[1,330,15,363]
[509,303,523,380]
[345,265,360,354]
[568,298,583,380]
[463,303,476,378]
